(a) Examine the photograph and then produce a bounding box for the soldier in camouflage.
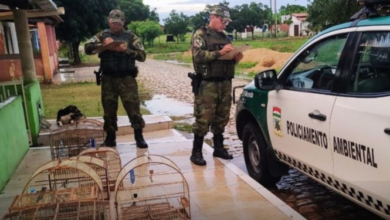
[190,5,244,166]
[84,9,148,148]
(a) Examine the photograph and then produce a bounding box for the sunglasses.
[217,16,230,26]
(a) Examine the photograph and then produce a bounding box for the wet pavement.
[55,59,384,220]
[142,94,382,220]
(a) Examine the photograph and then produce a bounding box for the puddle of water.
[144,95,193,118]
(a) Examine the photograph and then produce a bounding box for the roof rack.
[350,0,390,21]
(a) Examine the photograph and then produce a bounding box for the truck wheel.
[242,122,280,187]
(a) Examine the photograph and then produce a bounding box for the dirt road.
[137,59,251,155]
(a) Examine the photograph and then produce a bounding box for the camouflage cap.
[210,5,232,22]
[108,9,125,25]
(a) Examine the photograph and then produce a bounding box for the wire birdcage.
[2,201,110,220]
[10,160,104,212]
[79,147,121,192]
[49,119,105,160]
[69,156,110,200]
[114,155,190,220]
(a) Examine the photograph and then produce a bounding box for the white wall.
[288,16,312,37]
[7,22,18,54]
[3,22,19,54]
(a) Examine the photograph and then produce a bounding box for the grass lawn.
[233,37,309,53]
[41,82,151,119]
[149,35,309,64]
[148,34,309,54]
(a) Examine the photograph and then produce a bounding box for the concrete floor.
[0,129,305,220]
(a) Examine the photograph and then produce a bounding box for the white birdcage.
[49,119,105,160]
[115,154,190,220]
[79,147,121,191]
[9,160,104,212]
[69,155,110,200]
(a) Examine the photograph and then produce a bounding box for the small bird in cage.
[149,170,154,182]
[132,193,138,206]
[35,187,47,203]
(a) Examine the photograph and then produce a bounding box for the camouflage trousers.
[192,80,232,137]
[101,75,145,132]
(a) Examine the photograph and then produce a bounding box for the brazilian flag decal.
[273,107,283,137]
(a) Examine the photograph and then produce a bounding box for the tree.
[189,11,209,31]
[189,2,229,32]
[279,4,307,15]
[163,10,190,43]
[128,20,163,47]
[228,3,269,39]
[149,8,160,22]
[307,0,360,31]
[53,0,116,64]
[117,0,150,26]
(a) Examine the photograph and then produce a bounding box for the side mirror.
[254,69,277,90]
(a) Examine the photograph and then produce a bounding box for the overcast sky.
[143,0,309,23]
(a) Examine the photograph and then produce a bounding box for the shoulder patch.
[87,36,98,43]
[192,36,205,48]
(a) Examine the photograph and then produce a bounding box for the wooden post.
[274,0,277,38]
[13,8,36,83]
[270,0,273,37]
[37,22,51,81]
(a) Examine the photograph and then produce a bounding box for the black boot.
[213,134,233,160]
[104,131,116,147]
[134,129,148,148]
[190,134,206,166]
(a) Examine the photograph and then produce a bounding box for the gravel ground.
[137,59,251,156]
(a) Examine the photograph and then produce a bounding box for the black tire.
[242,122,281,187]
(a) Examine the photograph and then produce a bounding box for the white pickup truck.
[235,2,390,219]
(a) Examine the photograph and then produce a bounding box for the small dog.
[56,105,85,126]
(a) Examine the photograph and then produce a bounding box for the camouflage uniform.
[84,10,147,148]
[191,26,234,137]
[190,5,235,165]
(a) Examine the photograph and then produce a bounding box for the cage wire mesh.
[49,119,105,160]
[114,155,190,220]
[2,201,110,220]
[79,147,121,192]
[10,160,104,212]
[69,156,110,200]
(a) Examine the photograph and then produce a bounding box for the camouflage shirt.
[84,29,146,62]
[191,26,227,63]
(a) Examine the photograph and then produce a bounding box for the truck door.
[330,30,390,219]
[267,32,349,182]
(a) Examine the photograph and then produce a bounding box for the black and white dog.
[56,105,85,126]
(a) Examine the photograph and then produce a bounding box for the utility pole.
[274,0,277,38]
[270,0,273,37]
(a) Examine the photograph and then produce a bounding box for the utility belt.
[201,76,232,82]
[102,67,138,78]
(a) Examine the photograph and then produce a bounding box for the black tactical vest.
[99,30,136,76]
[193,27,235,79]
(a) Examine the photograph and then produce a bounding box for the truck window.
[348,31,390,94]
[283,34,348,91]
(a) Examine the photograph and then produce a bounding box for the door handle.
[385,128,390,135]
[309,113,327,121]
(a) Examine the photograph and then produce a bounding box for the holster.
[94,68,102,86]
[188,72,202,95]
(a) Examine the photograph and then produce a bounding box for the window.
[348,32,390,94]
[283,34,348,91]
